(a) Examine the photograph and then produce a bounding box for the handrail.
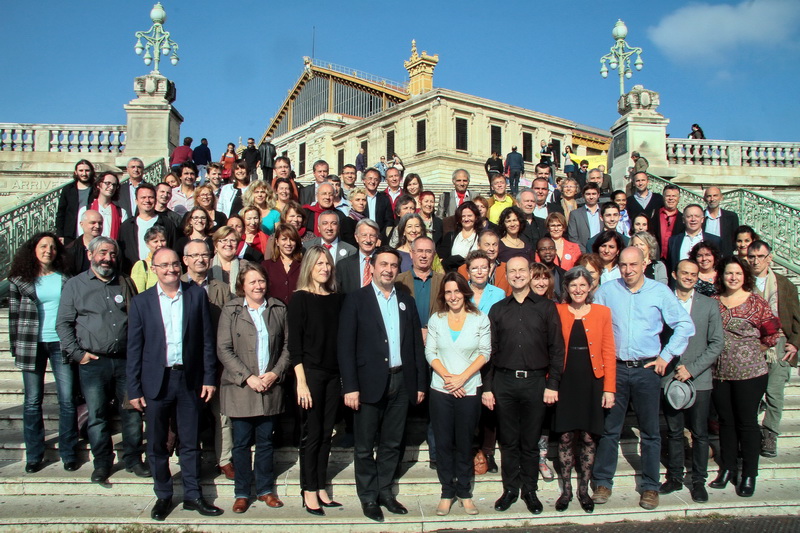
[647,174,800,276]
[666,138,800,168]
[0,158,167,285]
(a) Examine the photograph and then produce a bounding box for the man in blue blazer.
[337,246,427,522]
[127,248,222,521]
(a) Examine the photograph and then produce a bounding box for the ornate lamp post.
[599,20,643,96]
[133,3,179,74]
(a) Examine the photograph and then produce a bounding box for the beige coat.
[217,297,290,418]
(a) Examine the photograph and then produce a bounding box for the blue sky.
[1,0,798,159]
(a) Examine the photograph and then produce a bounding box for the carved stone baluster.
[766,145,776,167]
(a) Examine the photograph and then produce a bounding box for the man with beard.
[56,236,148,484]
[56,159,96,244]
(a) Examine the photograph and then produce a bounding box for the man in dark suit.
[258,137,277,183]
[65,210,103,275]
[703,186,740,258]
[567,183,602,253]
[626,172,664,221]
[127,248,222,521]
[117,183,177,274]
[337,219,380,294]
[666,204,721,275]
[302,210,357,265]
[299,160,329,206]
[362,168,393,234]
[337,247,427,523]
[119,158,144,215]
[651,185,685,261]
[659,259,723,503]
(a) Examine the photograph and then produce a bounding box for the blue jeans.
[509,171,522,197]
[22,342,78,463]
[231,416,276,499]
[78,357,143,469]
[593,363,662,492]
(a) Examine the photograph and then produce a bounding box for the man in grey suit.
[659,259,723,503]
[336,218,379,293]
[437,169,473,219]
[303,210,357,265]
[567,183,602,253]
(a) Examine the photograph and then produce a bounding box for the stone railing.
[0,123,126,153]
[666,139,800,168]
[0,158,167,285]
[648,174,800,275]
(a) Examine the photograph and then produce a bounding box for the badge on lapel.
[399,302,406,311]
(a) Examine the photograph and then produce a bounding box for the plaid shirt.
[9,275,68,371]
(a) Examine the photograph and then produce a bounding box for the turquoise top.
[261,210,282,235]
[450,329,460,342]
[35,273,62,343]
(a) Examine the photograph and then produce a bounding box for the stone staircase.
[0,309,798,531]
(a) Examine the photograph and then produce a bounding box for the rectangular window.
[490,125,502,156]
[522,132,533,163]
[386,130,395,159]
[298,143,306,175]
[417,119,427,153]
[281,150,288,159]
[337,149,345,175]
[455,117,468,151]
[360,140,368,169]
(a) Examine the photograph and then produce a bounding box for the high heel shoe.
[318,490,342,507]
[459,498,479,515]
[555,492,571,512]
[577,493,594,513]
[436,498,453,516]
[301,490,324,516]
[709,469,738,489]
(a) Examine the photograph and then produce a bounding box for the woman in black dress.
[553,267,617,513]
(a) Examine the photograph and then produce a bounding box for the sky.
[1,0,798,159]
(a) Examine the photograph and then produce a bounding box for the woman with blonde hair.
[211,226,242,294]
[289,246,345,515]
[243,181,281,235]
[194,184,227,228]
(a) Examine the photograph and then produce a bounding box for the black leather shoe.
[90,467,110,484]
[362,501,384,522]
[577,493,594,513]
[659,478,683,494]
[486,455,498,473]
[151,498,172,521]
[319,499,342,508]
[378,496,408,514]
[301,490,324,516]
[555,492,571,512]
[521,491,543,515]
[63,461,79,472]
[736,476,756,497]
[25,461,44,473]
[494,490,518,511]
[691,482,709,503]
[126,462,151,478]
[183,497,224,516]
[709,469,738,489]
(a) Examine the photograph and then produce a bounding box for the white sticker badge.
[114,295,124,304]
[339,249,347,256]
[399,302,406,311]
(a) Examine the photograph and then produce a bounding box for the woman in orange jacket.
[552,266,616,514]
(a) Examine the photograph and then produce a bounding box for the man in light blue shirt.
[591,246,694,512]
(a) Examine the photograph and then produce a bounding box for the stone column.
[120,74,183,165]
[608,85,674,191]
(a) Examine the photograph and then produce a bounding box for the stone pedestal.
[121,74,183,165]
[608,85,674,191]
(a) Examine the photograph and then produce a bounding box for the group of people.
[8,151,798,523]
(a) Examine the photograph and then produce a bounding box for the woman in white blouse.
[426,271,491,517]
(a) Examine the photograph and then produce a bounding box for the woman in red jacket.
[553,266,616,514]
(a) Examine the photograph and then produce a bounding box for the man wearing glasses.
[128,247,222,521]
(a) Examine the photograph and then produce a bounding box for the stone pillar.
[120,74,183,165]
[608,85,674,191]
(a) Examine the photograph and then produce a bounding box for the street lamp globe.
[612,19,628,41]
[150,3,166,24]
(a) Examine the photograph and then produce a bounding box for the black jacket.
[55,182,92,240]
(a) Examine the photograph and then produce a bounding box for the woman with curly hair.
[497,206,533,264]
[8,232,78,473]
[242,181,280,235]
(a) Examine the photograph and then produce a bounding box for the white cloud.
[647,0,800,63]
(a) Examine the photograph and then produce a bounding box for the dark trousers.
[231,415,275,498]
[494,370,547,494]
[145,369,202,500]
[22,342,78,463]
[262,167,273,183]
[430,390,481,499]
[79,356,143,469]
[663,388,712,483]
[299,369,341,492]
[594,363,661,491]
[478,404,498,456]
[509,170,522,197]
[712,374,769,478]
[353,371,408,504]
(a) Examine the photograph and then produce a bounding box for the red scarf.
[303,203,327,236]
[237,232,269,256]
[91,199,122,239]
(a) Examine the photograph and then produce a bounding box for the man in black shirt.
[483,256,564,515]
[241,138,261,181]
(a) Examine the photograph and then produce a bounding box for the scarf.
[91,199,122,239]
[755,269,784,364]
[212,254,240,294]
[303,203,327,236]
[349,208,367,223]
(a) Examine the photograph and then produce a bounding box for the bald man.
[702,186,739,257]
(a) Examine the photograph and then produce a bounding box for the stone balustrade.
[0,123,126,153]
[666,139,800,168]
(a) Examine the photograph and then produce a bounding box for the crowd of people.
[7,149,798,523]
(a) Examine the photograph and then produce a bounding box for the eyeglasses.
[153,262,181,270]
[747,254,770,262]
[219,238,238,245]
[99,181,118,188]
[185,253,211,260]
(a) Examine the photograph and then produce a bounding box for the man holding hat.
[659,259,723,503]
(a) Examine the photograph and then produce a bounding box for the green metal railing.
[647,174,800,276]
[0,158,167,286]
